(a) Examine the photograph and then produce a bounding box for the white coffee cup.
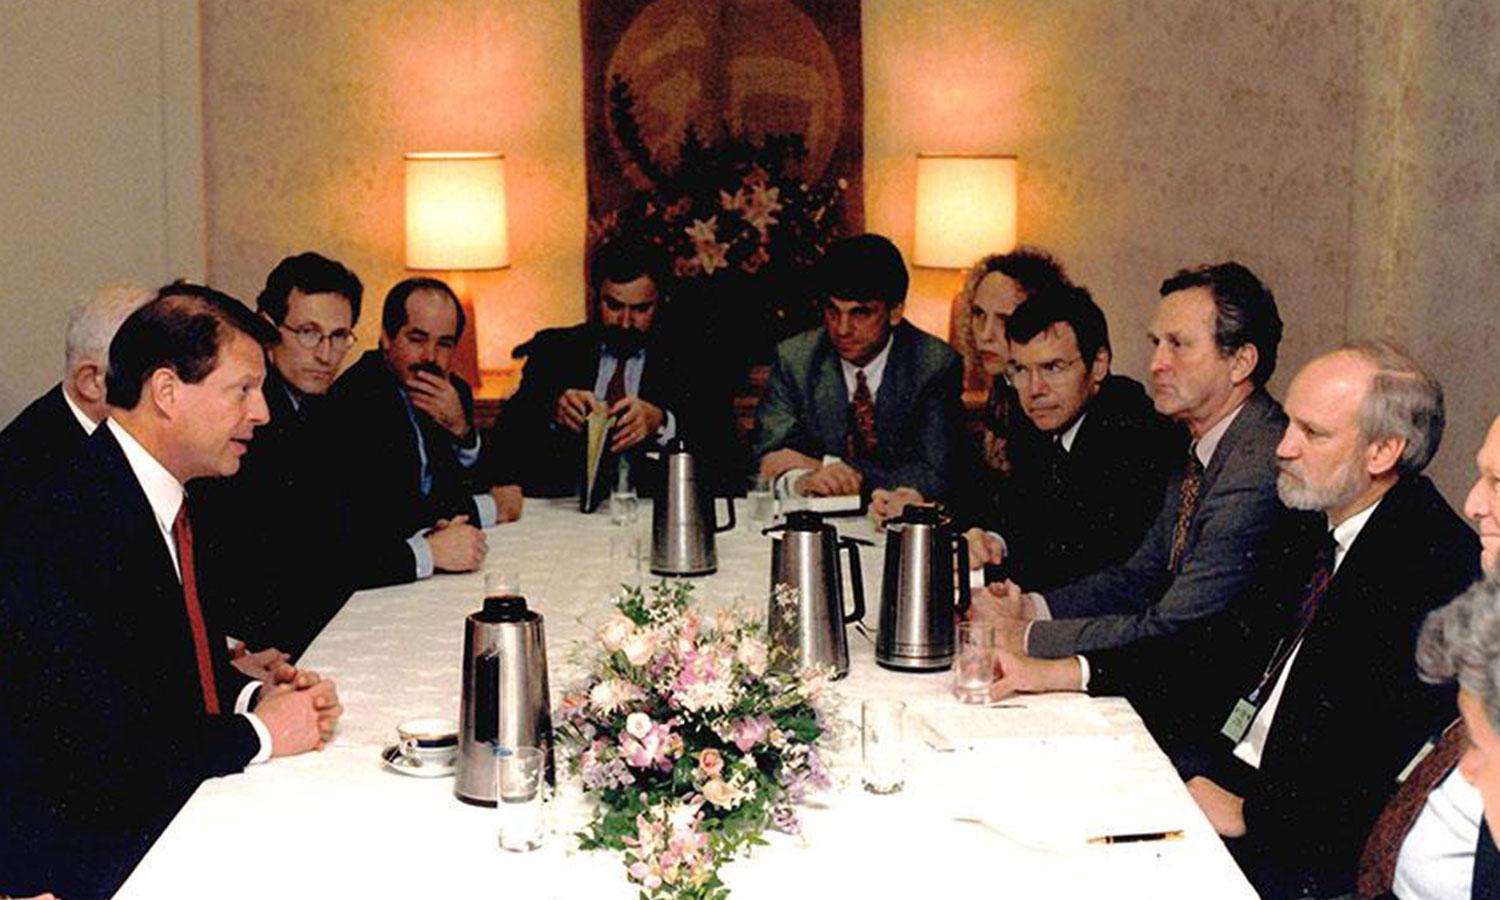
[396,717,458,768]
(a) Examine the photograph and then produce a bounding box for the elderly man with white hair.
[0,282,152,520]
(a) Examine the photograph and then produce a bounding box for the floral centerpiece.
[593,75,850,351]
[557,582,835,899]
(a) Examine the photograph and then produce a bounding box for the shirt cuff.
[472,493,498,528]
[1030,593,1052,620]
[234,680,260,715]
[657,409,677,444]
[242,712,273,765]
[1077,655,1091,691]
[455,433,481,468]
[774,468,812,499]
[407,534,435,579]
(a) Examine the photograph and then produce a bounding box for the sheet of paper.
[582,408,618,512]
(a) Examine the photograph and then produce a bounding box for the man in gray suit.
[976,262,1287,657]
[753,234,963,502]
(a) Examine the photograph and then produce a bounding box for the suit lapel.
[810,336,850,454]
[873,325,909,445]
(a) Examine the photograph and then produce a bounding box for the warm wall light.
[404,152,510,270]
[913,154,1017,269]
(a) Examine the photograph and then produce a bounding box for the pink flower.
[621,629,658,667]
[736,637,768,676]
[701,777,741,809]
[598,614,634,652]
[730,714,773,752]
[625,712,653,738]
[697,747,724,778]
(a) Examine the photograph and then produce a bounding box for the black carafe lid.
[478,595,534,622]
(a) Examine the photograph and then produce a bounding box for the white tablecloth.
[117,500,1256,899]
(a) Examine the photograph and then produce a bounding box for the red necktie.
[1356,719,1467,898]
[604,358,627,407]
[847,370,877,459]
[172,505,221,714]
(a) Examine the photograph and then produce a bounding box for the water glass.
[608,487,639,526]
[486,570,522,597]
[952,621,997,704]
[496,746,546,852]
[861,699,907,794]
[747,474,775,527]
[608,530,644,586]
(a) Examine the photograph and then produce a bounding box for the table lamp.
[404,151,510,386]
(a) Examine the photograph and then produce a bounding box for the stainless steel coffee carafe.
[650,440,734,576]
[876,504,971,671]
[455,593,555,806]
[762,511,868,679]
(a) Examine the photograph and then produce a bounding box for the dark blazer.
[194,368,416,657]
[751,321,963,500]
[322,350,483,541]
[0,383,89,523]
[486,323,698,497]
[1477,819,1500,900]
[979,374,1186,591]
[1088,474,1479,898]
[1028,388,1289,656]
[0,426,260,900]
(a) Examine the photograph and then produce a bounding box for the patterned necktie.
[604,357,628,407]
[171,504,221,714]
[846,369,877,460]
[1355,718,1467,898]
[1168,446,1205,571]
[1297,531,1338,627]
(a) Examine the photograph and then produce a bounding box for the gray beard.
[1276,457,1369,514]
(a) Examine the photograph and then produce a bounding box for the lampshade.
[912,154,1018,269]
[404,152,510,270]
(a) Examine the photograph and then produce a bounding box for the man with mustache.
[322,277,515,577]
[488,236,689,499]
[754,233,963,503]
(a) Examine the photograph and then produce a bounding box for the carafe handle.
[839,537,866,624]
[955,532,972,613]
[715,496,736,533]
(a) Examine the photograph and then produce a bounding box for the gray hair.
[1344,339,1444,475]
[1417,572,1500,731]
[63,282,154,373]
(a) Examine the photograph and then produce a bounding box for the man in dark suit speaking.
[0,286,342,899]
[0,282,152,521]
[753,233,963,502]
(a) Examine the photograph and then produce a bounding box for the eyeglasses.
[1005,356,1082,387]
[281,323,356,353]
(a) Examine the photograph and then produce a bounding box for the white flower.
[625,711,653,739]
[736,637,768,677]
[598,614,634,652]
[621,629,658,667]
[589,678,640,714]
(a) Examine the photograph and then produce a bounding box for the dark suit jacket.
[1088,474,1479,898]
[979,374,1186,591]
[0,383,89,523]
[0,427,260,899]
[486,323,700,497]
[322,350,483,542]
[193,369,418,657]
[1028,388,1289,656]
[1477,819,1500,900]
[751,321,963,500]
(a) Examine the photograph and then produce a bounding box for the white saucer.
[381,744,456,778]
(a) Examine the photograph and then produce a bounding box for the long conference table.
[118,500,1257,898]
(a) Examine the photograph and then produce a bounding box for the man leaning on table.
[1354,410,1500,900]
[0,286,343,900]
[753,233,963,503]
[992,341,1478,898]
[322,276,521,579]
[972,261,1289,656]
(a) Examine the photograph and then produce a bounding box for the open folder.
[581,407,619,513]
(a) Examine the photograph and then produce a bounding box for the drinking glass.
[952,621,997,704]
[609,460,639,526]
[608,530,644,586]
[496,746,546,852]
[747,474,775,528]
[486,570,522,597]
[860,699,907,794]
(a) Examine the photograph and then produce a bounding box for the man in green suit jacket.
[753,234,963,502]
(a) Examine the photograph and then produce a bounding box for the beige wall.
[0,0,204,422]
[201,0,584,374]
[188,0,1499,506]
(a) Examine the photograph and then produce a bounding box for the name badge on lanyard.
[1221,697,1260,744]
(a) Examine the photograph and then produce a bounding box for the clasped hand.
[553,389,663,452]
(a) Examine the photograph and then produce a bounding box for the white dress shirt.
[62,387,99,434]
[1393,765,1484,899]
[106,419,272,763]
[775,335,894,498]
